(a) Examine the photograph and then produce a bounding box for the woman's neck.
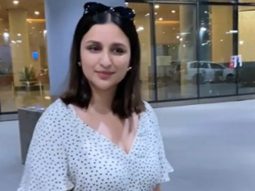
[89,87,116,114]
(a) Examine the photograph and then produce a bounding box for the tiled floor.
[0,85,51,113]
[1,99,255,191]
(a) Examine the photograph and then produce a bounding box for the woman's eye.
[112,47,126,55]
[86,45,101,52]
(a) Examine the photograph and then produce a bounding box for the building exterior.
[1,0,255,113]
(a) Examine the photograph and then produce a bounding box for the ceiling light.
[44,96,51,100]
[136,26,144,32]
[171,10,176,14]
[3,32,9,38]
[159,17,163,21]
[13,0,19,5]
[34,11,40,15]
[154,5,160,9]
[226,30,238,34]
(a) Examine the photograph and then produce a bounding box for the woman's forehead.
[81,23,129,45]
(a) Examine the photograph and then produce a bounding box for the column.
[8,9,31,86]
[179,5,196,96]
[0,19,5,45]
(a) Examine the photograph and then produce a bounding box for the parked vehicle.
[173,61,235,83]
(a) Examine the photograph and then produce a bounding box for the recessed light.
[171,10,176,14]
[34,11,40,15]
[13,0,19,5]
[154,5,160,9]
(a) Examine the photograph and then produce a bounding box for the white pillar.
[8,9,31,86]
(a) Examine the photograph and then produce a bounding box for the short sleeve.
[17,102,74,191]
[145,102,174,183]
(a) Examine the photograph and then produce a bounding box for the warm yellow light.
[26,18,45,23]
[13,0,19,5]
[155,20,179,25]
[44,96,51,100]
[154,5,160,9]
[34,11,40,15]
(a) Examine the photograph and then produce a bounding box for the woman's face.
[80,23,131,92]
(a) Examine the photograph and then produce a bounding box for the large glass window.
[0,0,50,113]
[128,2,153,101]
[198,5,236,97]
[238,6,255,94]
[154,3,197,100]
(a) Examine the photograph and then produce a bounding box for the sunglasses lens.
[83,3,135,20]
[84,2,108,14]
[114,7,135,20]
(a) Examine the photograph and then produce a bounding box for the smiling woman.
[17,2,173,191]
[79,23,131,93]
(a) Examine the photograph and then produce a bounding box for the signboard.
[229,55,242,68]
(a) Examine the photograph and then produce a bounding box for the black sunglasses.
[83,2,135,21]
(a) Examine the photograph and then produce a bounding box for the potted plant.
[19,66,37,86]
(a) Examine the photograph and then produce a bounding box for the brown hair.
[61,6,145,119]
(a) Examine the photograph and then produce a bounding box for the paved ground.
[0,99,255,191]
[158,99,255,191]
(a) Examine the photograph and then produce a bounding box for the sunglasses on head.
[83,2,135,21]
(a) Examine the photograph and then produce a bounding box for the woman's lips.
[96,71,115,80]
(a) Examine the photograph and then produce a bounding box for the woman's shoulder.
[140,100,158,123]
[43,98,68,114]
[142,100,153,111]
[141,100,156,117]
[38,98,70,124]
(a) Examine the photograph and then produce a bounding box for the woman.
[18,2,173,191]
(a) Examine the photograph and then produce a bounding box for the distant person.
[17,2,173,191]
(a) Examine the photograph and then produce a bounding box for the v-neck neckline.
[68,104,141,156]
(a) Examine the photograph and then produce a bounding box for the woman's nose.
[99,51,112,68]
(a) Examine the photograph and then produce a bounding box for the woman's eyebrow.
[84,40,100,44]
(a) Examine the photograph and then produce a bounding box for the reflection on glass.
[155,4,197,100]
[128,3,153,101]
[198,5,236,97]
[0,0,50,113]
[238,6,255,93]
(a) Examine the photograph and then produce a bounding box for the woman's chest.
[66,124,161,190]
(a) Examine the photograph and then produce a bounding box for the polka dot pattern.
[17,99,173,191]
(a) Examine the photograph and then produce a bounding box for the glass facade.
[0,0,50,113]
[1,0,255,113]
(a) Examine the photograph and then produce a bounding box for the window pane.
[198,5,236,97]
[128,3,154,101]
[0,0,50,113]
[154,4,197,100]
[238,6,255,93]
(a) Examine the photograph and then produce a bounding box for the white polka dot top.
[17,99,173,191]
